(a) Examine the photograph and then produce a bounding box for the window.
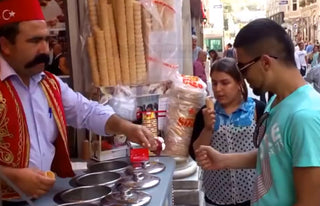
[293,0,297,10]
[205,38,223,52]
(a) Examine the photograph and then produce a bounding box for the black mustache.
[25,53,50,69]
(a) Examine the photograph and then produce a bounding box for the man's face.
[209,51,215,58]
[2,20,50,79]
[53,43,62,56]
[192,38,197,49]
[298,42,304,50]
[199,52,207,62]
[236,48,265,94]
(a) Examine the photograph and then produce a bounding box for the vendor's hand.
[202,108,216,130]
[125,124,157,150]
[195,145,225,170]
[105,115,157,149]
[15,168,55,199]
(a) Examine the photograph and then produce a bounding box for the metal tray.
[87,160,129,173]
[60,185,111,204]
[75,171,121,187]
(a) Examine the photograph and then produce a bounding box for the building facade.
[266,0,319,44]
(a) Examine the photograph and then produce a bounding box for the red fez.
[0,0,45,27]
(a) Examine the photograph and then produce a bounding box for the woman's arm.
[189,106,214,159]
[193,108,215,149]
[196,146,257,170]
[193,127,213,149]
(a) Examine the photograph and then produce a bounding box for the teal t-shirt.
[252,85,320,206]
[311,52,319,67]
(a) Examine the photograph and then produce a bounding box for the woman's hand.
[202,108,216,131]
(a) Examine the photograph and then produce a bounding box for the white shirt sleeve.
[57,77,115,136]
[294,51,301,69]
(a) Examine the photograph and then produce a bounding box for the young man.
[46,42,70,75]
[208,49,220,67]
[196,18,320,206]
[0,0,158,200]
[294,41,308,76]
[223,43,237,59]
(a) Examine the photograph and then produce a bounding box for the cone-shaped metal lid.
[120,171,160,189]
[131,161,165,174]
[101,184,151,206]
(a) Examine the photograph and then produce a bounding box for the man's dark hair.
[234,18,296,67]
[0,22,20,44]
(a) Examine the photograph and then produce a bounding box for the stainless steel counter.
[18,156,175,206]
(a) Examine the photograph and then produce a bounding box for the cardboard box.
[90,133,129,161]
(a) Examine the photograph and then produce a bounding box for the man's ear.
[261,55,272,72]
[0,37,12,56]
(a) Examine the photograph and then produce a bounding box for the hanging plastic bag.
[162,72,207,157]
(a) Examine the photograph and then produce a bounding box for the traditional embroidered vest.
[0,72,75,199]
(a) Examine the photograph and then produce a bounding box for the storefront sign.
[279,0,288,5]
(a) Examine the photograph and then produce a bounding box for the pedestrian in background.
[294,41,308,76]
[192,35,202,63]
[223,43,237,60]
[208,49,220,67]
[193,50,208,84]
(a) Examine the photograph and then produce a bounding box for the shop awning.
[190,0,204,19]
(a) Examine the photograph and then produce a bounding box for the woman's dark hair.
[210,57,248,101]
[0,22,20,44]
[208,49,217,55]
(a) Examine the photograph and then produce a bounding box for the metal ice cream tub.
[87,160,129,173]
[59,185,111,204]
[75,171,121,187]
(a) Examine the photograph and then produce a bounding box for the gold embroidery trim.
[40,78,69,155]
[1,81,29,167]
[0,89,14,165]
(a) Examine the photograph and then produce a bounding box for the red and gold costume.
[0,72,75,199]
